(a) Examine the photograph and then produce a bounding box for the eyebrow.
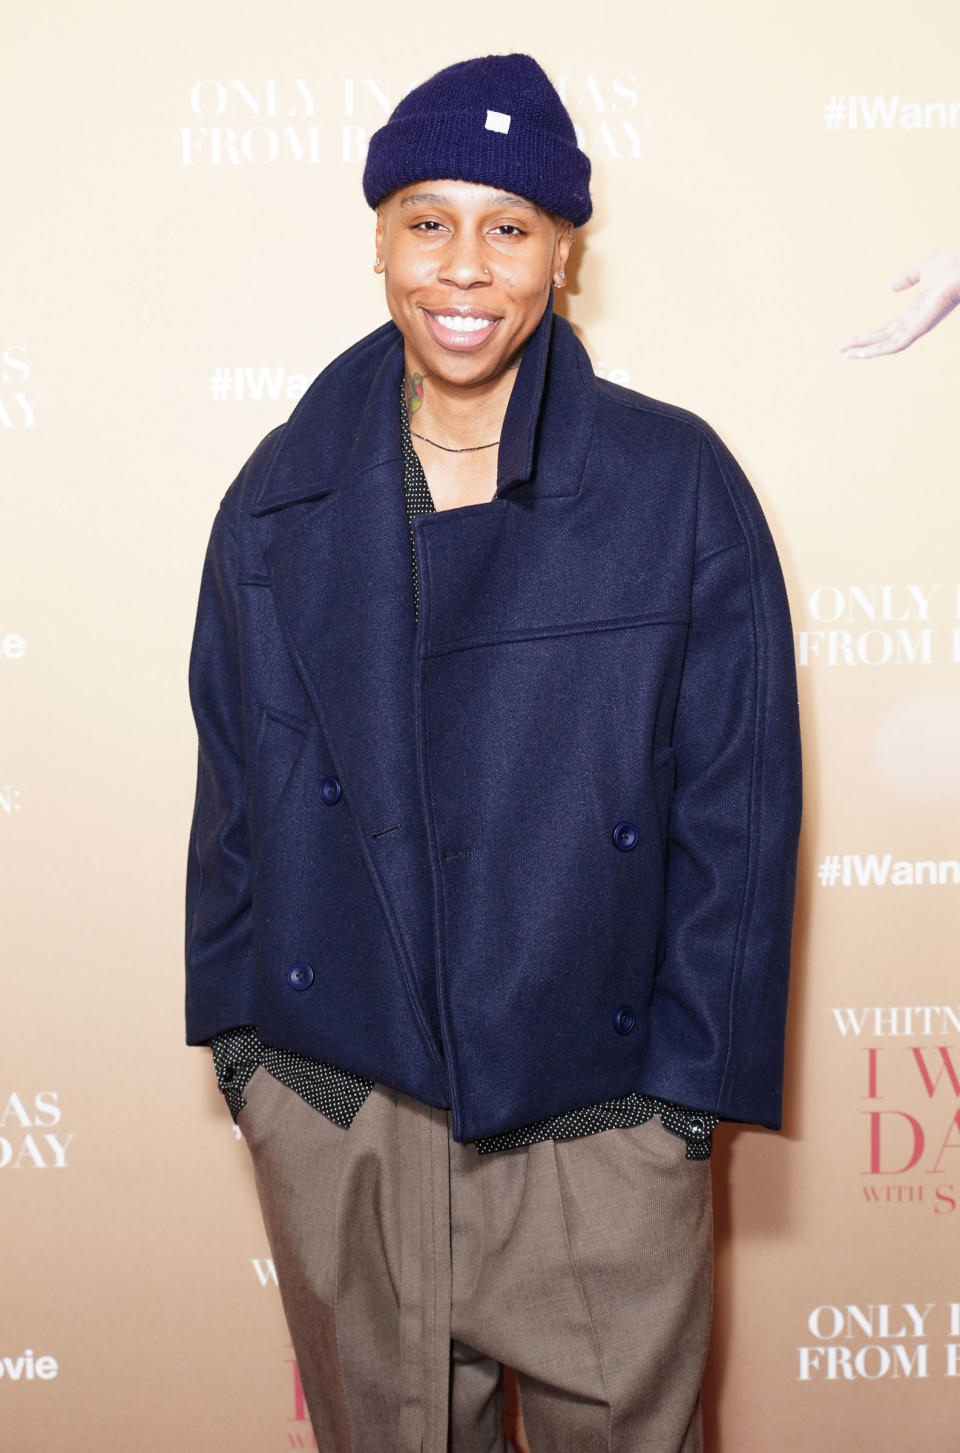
[398,190,540,214]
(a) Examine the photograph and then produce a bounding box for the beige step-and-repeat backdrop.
[4,2,959,1448]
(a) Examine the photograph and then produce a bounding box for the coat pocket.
[249,706,309,853]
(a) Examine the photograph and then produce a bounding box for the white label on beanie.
[485,109,511,134]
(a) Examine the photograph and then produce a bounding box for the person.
[184,51,802,1453]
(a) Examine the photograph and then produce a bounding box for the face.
[374,178,573,387]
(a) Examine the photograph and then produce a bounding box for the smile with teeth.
[424,309,502,348]
[431,314,493,331]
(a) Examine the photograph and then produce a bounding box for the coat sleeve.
[184,490,256,1045]
[638,426,803,1130]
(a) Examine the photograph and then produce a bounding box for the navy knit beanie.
[362,53,592,228]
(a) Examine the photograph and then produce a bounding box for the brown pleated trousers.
[239,1063,713,1452]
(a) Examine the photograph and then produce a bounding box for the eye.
[410,221,526,237]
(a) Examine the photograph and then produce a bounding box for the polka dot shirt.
[206,379,717,1161]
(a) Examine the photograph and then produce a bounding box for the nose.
[437,227,491,288]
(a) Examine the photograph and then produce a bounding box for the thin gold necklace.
[409,428,500,453]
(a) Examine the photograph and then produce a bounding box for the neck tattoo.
[404,363,520,453]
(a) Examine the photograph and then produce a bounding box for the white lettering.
[43,1134,73,1168]
[808,1305,844,1340]
[181,124,322,165]
[909,584,940,619]
[32,1091,60,1127]
[341,76,388,119]
[903,1303,934,1337]
[0,394,41,428]
[831,1007,871,1036]
[13,1136,46,1169]
[0,1093,32,1130]
[852,853,892,886]
[0,1350,58,1380]
[189,79,228,119]
[858,94,901,128]
[251,1258,278,1287]
[1,346,29,384]
[1,634,26,659]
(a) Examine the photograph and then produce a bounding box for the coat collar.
[250,286,594,516]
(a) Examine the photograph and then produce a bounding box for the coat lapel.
[259,335,444,1020]
[252,290,596,1016]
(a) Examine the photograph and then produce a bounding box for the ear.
[555,219,574,270]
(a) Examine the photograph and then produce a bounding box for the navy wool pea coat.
[185,288,803,1144]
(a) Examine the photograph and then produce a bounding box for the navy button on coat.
[184,289,803,1144]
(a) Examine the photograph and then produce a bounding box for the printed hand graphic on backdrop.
[839,248,960,357]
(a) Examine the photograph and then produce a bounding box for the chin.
[431,353,506,384]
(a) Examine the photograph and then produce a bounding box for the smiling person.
[376,174,568,512]
[184,52,802,1453]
